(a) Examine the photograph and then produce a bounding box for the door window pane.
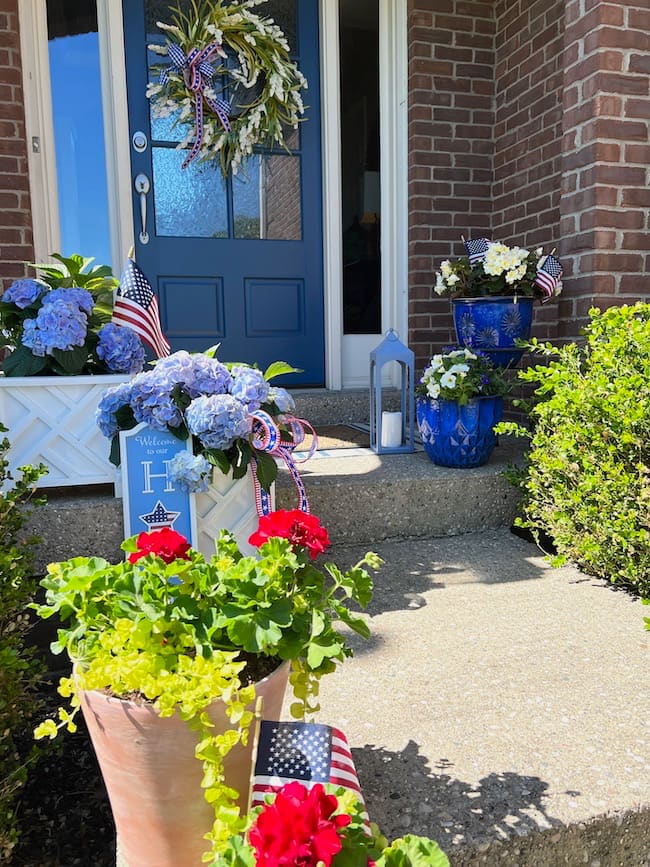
[152,148,228,238]
[47,0,111,267]
[339,0,381,334]
[233,155,302,240]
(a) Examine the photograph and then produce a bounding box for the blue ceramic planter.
[451,296,534,367]
[416,396,503,468]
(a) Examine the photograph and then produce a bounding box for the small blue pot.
[416,396,503,468]
[452,296,534,367]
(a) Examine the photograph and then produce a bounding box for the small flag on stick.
[251,721,368,826]
[534,253,563,302]
[464,237,491,264]
[113,257,170,358]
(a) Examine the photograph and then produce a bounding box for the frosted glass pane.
[233,155,301,240]
[152,148,228,238]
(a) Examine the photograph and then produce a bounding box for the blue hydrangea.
[96,382,133,438]
[128,370,183,431]
[167,451,212,493]
[268,386,295,414]
[188,354,232,397]
[186,394,251,450]
[42,287,94,314]
[229,366,270,410]
[151,351,232,398]
[2,278,47,308]
[21,299,87,355]
[97,323,145,374]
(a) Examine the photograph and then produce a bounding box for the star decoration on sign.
[139,500,180,530]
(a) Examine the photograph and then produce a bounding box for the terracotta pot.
[80,660,290,867]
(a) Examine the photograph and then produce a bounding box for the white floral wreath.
[146,0,307,176]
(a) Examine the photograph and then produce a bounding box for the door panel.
[122,1,324,385]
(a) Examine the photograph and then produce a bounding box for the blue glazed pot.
[416,396,503,468]
[451,296,534,367]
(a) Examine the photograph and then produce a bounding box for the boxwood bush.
[0,426,46,859]
[498,303,650,597]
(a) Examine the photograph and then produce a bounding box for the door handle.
[134,173,151,244]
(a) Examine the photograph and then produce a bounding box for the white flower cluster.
[421,348,476,398]
[483,242,529,285]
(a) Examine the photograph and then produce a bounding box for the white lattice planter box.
[195,468,274,557]
[0,374,130,488]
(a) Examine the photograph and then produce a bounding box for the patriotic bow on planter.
[160,41,232,168]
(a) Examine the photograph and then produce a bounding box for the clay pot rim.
[75,658,291,709]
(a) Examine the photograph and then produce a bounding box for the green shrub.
[498,303,650,596]
[0,426,46,859]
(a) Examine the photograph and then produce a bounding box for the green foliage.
[32,530,379,859]
[497,304,650,595]
[416,348,510,405]
[0,425,47,858]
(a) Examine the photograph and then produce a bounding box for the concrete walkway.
[300,530,650,866]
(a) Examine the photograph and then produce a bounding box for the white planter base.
[0,375,130,489]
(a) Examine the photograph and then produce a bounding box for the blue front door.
[122,1,324,386]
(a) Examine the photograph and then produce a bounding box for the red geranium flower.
[128,528,191,564]
[249,781,350,867]
[249,510,330,560]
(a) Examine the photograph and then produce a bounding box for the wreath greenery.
[146,0,307,176]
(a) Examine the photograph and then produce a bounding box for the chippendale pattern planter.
[451,296,534,367]
[416,395,503,468]
[0,374,130,488]
[195,467,272,557]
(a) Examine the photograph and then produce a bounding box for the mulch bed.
[10,677,114,867]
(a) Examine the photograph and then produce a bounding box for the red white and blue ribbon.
[250,410,318,516]
[160,41,231,169]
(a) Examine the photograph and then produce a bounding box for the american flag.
[534,253,563,302]
[251,721,368,823]
[464,237,491,264]
[112,258,170,358]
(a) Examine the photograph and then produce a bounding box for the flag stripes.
[113,258,171,358]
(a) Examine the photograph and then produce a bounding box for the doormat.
[295,424,370,452]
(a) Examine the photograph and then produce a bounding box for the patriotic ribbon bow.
[160,41,232,168]
[250,410,318,516]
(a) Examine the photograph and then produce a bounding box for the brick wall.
[407,0,496,372]
[0,0,33,290]
[560,0,650,338]
[493,0,564,342]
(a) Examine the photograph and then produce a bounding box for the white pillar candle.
[381,411,403,448]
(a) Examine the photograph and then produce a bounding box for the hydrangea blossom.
[186,394,251,450]
[95,382,133,439]
[1,278,47,309]
[151,351,232,398]
[229,365,269,410]
[129,371,184,431]
[167,451,212,494]
[22,299,88,355]
[96,323,145,374]
[43,287,94,315]
[268,386,295,414]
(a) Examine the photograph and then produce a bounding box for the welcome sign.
[120,423,197,546]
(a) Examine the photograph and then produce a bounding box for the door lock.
[132,130,148,153]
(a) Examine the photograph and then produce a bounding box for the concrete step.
[28,437,522,574]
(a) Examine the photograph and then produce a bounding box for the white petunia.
[449,363,470,375]
[426,382,441,399]
[440,371,457,389]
